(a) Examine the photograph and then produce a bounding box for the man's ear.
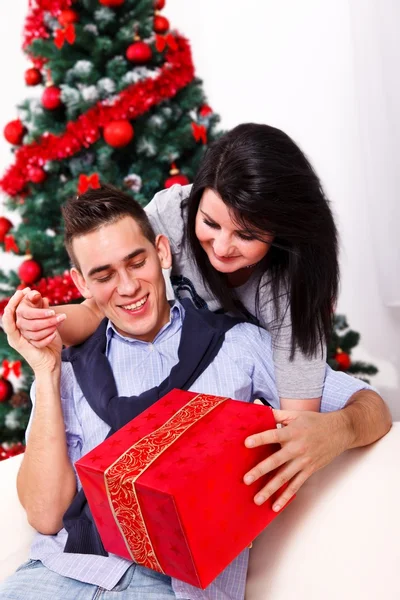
[155,234,172,269]
[70,267,93,300]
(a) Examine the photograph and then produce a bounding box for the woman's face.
[195,188,273,273]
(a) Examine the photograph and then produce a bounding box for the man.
[1,185,391,600]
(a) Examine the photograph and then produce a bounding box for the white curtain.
[349,0,400,307]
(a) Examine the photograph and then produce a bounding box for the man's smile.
[118,294,149,313]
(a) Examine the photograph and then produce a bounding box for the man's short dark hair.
[62,184,156,271]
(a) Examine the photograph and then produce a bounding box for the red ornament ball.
[126,41,152,63]
[199,104,213,118]
[0,299,9,317]
[0,378,13,403]
[99,0,125,6]
[165,174,190,188]
[29,166,47,184]
[154,14,169,34]
[58,9,79,26]
[0,217,13,243]
[103,120,134,148]
[154,0,166,9]
[25,67,42,86]
[4,119,26,145]
[18,259,42,285]
[335,351,351,371]
[42,86,62,110]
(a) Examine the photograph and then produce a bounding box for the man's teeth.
[124,297,147,311]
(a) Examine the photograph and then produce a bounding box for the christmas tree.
[0,0,378,455]
[0,0,219,451]
[328,315,378,382]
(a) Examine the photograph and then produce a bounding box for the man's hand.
[15,288,66,348]
[6,290,77,533]
[243,406,351,511]
[3,289,63,373]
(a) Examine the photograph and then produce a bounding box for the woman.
[17,123,339,410]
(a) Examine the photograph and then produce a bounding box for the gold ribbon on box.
[104,393,228,572]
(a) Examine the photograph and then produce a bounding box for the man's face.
[71,216,172,342]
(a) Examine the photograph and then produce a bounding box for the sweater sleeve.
[144,183,192,252]
[269,297,327,399]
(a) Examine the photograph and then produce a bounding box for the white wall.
[1,0,399,416]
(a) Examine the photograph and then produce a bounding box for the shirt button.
[148,344,154,351]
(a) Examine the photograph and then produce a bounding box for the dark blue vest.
[62,299,242,556]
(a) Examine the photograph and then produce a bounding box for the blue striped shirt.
[28,301,370,599]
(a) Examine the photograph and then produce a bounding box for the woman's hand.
[14,288,66,348]
[14,289,102,347]
[243,405,350,511]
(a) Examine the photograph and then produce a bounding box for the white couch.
[0,453,35,579]
[1,424,400,599]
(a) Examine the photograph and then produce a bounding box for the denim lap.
[0,560,178,600]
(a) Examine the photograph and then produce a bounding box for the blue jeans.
[0,560,179,599]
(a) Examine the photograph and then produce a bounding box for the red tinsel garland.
[0,272,82,317]
[30,271,82,305]
[0,443,25,462]
[23,0,73,50]
[0,35,195,197]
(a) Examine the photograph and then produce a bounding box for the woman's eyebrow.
[200,208,252,235]
[200,208,217,222]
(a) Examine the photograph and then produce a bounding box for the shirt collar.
[105,300,185,353]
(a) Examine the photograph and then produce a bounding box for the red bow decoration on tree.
[54,24,76,49]
[4,234,19,254]
[2,360,22,379]
[77,173,101,195]
[191,122,207,144]
[155,33,178,53]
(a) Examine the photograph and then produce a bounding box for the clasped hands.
[3,289,63,374]
[4,288,348,511]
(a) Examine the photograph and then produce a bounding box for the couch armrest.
[246,423,400,600]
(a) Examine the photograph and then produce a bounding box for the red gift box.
[75,390,288,589]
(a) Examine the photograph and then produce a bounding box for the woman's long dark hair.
[187,123,339,358]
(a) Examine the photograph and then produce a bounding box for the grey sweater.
[145,184,326,399]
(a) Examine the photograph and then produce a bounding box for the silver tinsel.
[29,99,44,116]
[102,95,119,107]
[137,138,157,157]
[84,24,99,36]
[148,115,164,128]
[43,13,59,31]
[81,85,99,103]
[121,67,159,86]
[94,7,116,25]
[124,173,143,193]
[61,85,81,108]
[73,60,93,77]
[5,410,20,431]
[97,78,116,96]
[18,108,29,122]
[69,153,94,176]
[162,106,173,118]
